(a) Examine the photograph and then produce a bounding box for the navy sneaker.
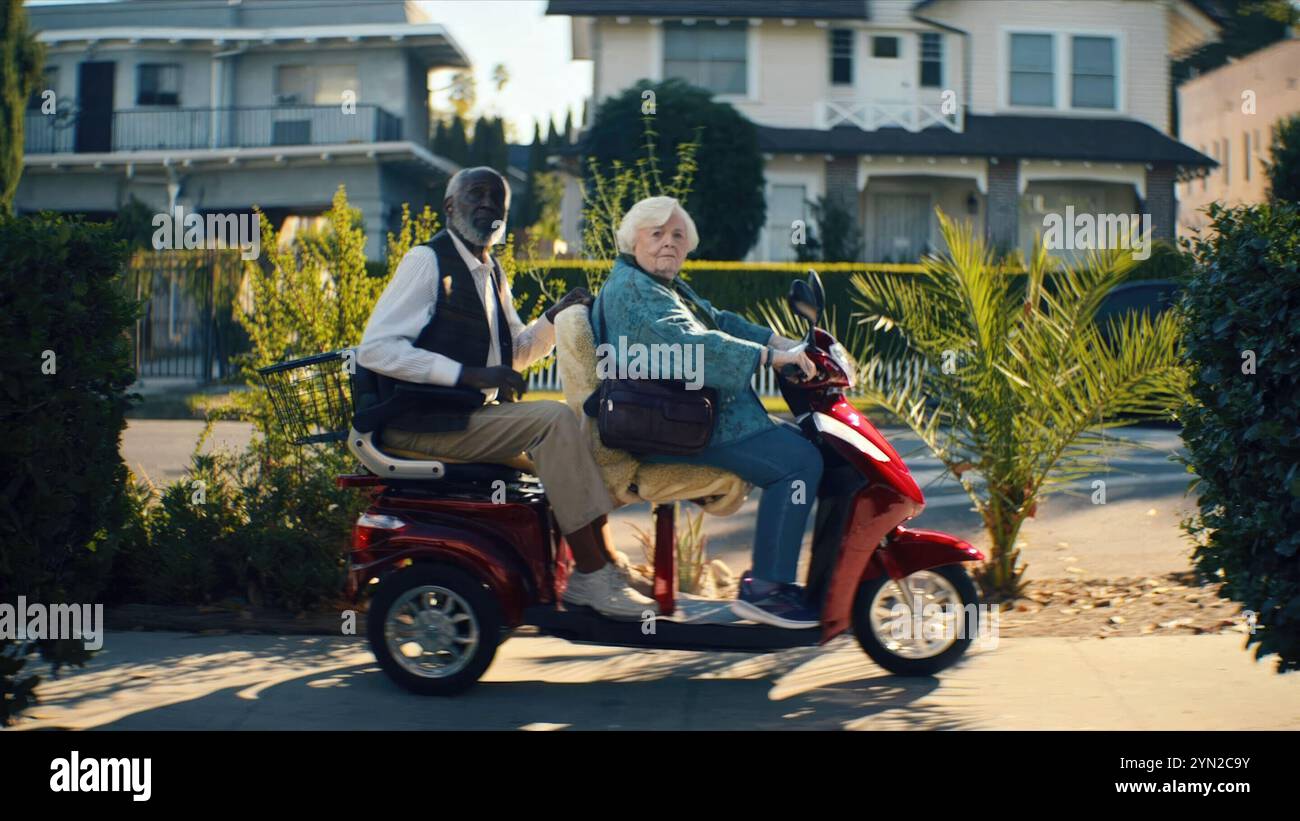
[731,572,820,629]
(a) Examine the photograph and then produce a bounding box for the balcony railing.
[817,99,963,133]
[24,104,404,154]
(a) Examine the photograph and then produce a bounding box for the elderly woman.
[592,196,824,629]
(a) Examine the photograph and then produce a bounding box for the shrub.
[1180,201,1300,672]
[582,79,763,260]
[0,212,139,603]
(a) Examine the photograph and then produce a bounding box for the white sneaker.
[563,563,658,621]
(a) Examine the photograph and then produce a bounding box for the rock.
[1158,617,1194,629]
[1066,566,1085,574]
[1095,599,1112,608]
[1141,623,1157,634]
[1062,608,1079,615]
[1109,615,1126,625]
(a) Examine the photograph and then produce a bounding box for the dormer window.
[137,64,180,106]
[663,21,747,96]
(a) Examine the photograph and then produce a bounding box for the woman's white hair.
[616,196,699,254]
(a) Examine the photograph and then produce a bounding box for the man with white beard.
[357,167,654,620]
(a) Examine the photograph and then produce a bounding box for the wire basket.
[257,350,354,445]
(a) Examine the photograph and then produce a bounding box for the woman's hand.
[771,344,816,380]
[767,333,803,351]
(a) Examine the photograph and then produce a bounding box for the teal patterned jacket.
[592,254,776,447]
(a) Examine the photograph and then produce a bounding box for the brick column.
[985,156,1020,253]
[825,155,861,258]
[1144,163,1176,243]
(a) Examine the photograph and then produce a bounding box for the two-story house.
[19,0,469,260]
[546,0,1221,262]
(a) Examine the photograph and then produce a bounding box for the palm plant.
[846,212,1186,600]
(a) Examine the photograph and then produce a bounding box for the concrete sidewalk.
[9,630,1298,731]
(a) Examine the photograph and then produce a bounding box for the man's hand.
[545,287,594,322]
[458,365,527,401]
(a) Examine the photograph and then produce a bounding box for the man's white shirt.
[357,231,555,403]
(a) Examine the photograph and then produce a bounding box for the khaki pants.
[381,400,615,534]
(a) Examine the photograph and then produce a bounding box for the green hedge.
[0,212,141,604]
[1181,202,1300,672]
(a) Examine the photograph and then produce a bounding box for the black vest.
[354,230,513,434]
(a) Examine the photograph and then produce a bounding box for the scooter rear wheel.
[852,564,981,676]
[367,564,502,696]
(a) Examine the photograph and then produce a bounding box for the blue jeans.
[644,423,823,584]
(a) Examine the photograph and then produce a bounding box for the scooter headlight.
[828,343,857,388]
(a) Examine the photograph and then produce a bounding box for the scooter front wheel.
[851,564,981,676]
[367,564,503,696]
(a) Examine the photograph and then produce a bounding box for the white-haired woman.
[591,196,824,629]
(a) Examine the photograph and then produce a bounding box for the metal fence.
[26,104,403,154]
[125,249,248,383]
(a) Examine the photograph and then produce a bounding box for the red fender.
[871,527,985,580]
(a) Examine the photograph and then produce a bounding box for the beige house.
[1177,37,1300,236]
[547,0,1220,262]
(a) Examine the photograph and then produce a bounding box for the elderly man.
[357,167,653,620]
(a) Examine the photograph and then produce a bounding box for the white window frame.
[652,19,759,103]
[999,27,1125,115]
[919,31,944,89]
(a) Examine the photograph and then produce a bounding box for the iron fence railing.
[26,104,403,154]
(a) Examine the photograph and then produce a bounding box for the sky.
[418,1,592,143]
[26,0,593,145]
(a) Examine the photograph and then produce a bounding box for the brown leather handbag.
[582,298,718,456]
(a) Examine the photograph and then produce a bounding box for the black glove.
[458,365,527,402]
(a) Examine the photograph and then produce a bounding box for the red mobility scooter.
[260,272,986,695]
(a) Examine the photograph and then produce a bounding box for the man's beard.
[450,208,504,247]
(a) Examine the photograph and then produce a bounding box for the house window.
[920,32,943,88]
[137,63,180,106]
[27,66,57,111]
[830,28,853,85]
[1071,36,1116,109]
[315,65,358,104]
[1244,131,1251,182]
[275,65,310,105]
[274,64,357,105]
[1010,33,1054,107]
[872,36,899,58]
[663,22,747,96]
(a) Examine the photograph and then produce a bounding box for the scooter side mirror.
[788,279,820,324]
[808,269,826,316]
